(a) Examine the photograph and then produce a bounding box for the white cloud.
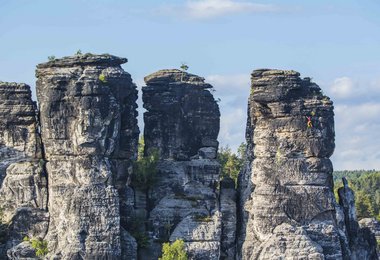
[219,107,246,150]
[206,73,250,93]
[326,76,380,101]
[204,73,250,151]
[332,102,380,170]
[186,0,277,19]
[330,77,354,99]
[155,0,279,20]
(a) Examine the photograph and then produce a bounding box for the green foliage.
[47,55,56,61]
[159,239,188,260]
[334,170,380,221]
[75,49,82,55]
[193,214,212,222]
[132,137,159,190]
[30,238,48,257]
[98,74,107,83]
[23,236,30,242]
[127,216,150,248]
[137,135,145,160]
[218,143,246,186]
[133,231,150,248]
[180,63,189,71]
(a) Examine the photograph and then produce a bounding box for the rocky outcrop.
[134,70,224,259]
[143,69,220,160]
[2,60,379,260]
[0,82,48,257]
[238,69,377,259]
[338,178,379,259]
[36,54,139,259]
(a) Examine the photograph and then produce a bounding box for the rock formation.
[0,82,48,258]
[338,178,379,259]
[143,69,220,160]
[132,69,227,259]
[1,59,379,260]
[36,54,139,259]
[238,69,378,260]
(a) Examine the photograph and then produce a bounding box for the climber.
[306,116,312,128]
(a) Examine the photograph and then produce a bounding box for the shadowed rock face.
[36,54,139,259]
[143,69,220,160]
[338,179,379,259]
[238,69,343,259]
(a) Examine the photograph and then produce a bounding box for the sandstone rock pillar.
[36,54,139,259]
[239,69,344,259]
[139,69,223,259]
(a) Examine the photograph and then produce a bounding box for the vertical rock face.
[36,54,139,259]
[0,82,48,257]
[338,178,379,259]
[238,69,378,260]
[0,82,46,217]
[138,70,225,259]
[143,69,220,160]
[239,69,343,259]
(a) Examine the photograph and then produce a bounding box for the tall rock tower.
[135,69,227,259]
[238,69,378,259]
[36,54,139,259]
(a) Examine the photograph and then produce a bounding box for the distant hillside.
[334,170,380,221]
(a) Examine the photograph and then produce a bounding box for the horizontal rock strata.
[36,54,139,259]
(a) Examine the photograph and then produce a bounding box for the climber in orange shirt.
[306,116,312,128]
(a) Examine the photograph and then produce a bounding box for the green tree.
[159,239,188,260]
[30,237,48,257]
[217,143,246,186]
[355,191,375,219]
[333,171,380,221]
[180,63,189,82]
[132,137,159,190]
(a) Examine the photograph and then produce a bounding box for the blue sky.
[1,0,379,170]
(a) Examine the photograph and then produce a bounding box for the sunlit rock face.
[36,54,139,259]
[143,69,220,160]
[238,69,345,259]
[133,69,227,260]
[0,82,48,258]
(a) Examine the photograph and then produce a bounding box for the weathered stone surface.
[7,241,37,260]
[359,218,380,238]
[0,82,45,220]
[220,177,237,260]
[138,158,221,259]
[238,69,350,260]
[338,179,379,259]
[131,70,222,259]
[36,54,139,259]
[143,69,220,160]
[0,82,48,258]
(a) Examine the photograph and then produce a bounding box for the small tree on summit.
[180,63,189,82]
